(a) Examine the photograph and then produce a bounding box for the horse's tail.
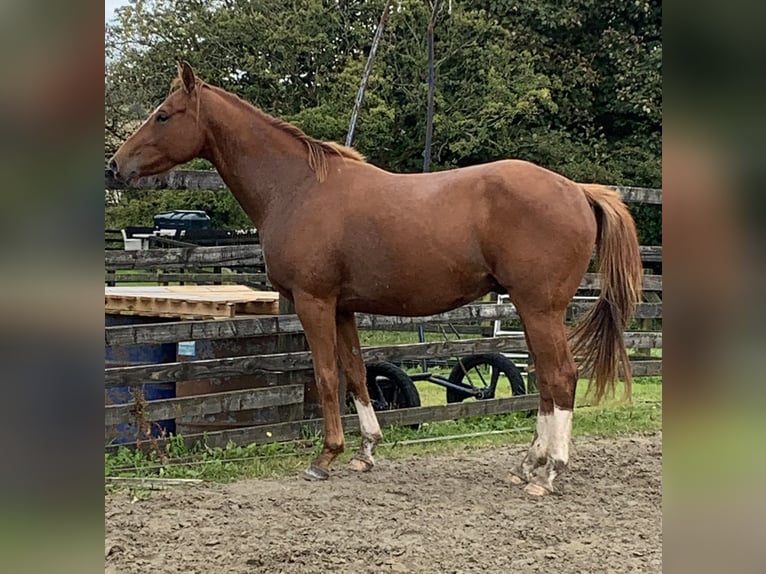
[570,184,643,403]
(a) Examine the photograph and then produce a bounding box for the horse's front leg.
[294,292,344,480]
[336,311,382,471]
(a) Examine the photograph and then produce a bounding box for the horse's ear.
[178,60,196,94]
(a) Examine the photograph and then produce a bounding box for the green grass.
[358,328,482,347]
[105,376,661,488]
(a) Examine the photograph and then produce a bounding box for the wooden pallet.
[105,285,280,319]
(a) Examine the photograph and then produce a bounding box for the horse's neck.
[200,91,315,229]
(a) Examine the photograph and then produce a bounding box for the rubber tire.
[364,362,421,430]
[365,362,421,409]
[446,353,526,403]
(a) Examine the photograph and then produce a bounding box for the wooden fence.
[105,169,663,204]
[105,171,662,452]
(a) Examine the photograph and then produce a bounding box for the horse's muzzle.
[107,157,119,175]
[106,157,126,185]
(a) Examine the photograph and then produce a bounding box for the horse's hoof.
[349,456,373,472]
[509,464,530,485]
[303,464,329,481]
[509,473,526,486]
[524,482,552,497]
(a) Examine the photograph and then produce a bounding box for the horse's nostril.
[107,158,118,173]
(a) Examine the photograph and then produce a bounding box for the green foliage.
[630,203,662,246]
[105,189,252,230]
[106,0,661,242]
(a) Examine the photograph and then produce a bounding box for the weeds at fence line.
[105,381,661,489]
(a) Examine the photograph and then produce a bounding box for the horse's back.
[370,158,596,249]
[353,158,590,211]
[330,157,597,275]
[323,159,595,313]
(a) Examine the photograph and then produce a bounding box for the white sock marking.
[548,406,573,464]
[354,398,381,459]
[526,407,572,464]
[530,411,550,458]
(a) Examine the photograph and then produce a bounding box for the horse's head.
[107,61,205,184]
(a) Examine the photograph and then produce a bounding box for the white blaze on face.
[353,398,381,457]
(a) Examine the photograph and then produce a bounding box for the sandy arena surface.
[105,433,661,573]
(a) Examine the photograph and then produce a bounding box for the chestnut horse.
[108,62,642,495]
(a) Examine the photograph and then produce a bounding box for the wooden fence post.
[279,296,295,315]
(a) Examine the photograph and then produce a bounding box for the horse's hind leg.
[293,292,345,480]
[509,307,578,495]
[336,311,382,471]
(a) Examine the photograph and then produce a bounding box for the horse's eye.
[156,112,170,123]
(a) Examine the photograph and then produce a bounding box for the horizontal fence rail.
[106,169,662,205]
[104,245,661,273]
[639,246,662,262]
[106,270,662,290]
[105,169,228,191]
[105,384,304,427]
[105,394,543,454]
[105,331,661,387]
[105,272,271,285]
[106,300,662,347]
[105,244,263,271]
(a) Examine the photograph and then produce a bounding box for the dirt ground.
[105,433,661,574]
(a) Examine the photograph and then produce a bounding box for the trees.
[106,0,661,236]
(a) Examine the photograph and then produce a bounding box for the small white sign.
[177,341,196,356]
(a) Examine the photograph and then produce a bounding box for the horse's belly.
[337,272,494,317]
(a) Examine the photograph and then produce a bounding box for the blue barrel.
[105,314,177,444]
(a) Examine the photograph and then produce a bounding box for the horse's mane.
[264,115,366,181]
[170,76,365,182]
